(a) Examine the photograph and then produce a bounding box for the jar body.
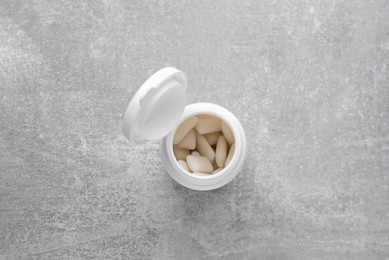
[160,103,247,191]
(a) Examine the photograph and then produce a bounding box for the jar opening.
[171,113,236,178]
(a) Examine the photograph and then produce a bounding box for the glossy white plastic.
[123,68,246,190]
[160,103,246,190]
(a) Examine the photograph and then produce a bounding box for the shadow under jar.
[123,67,247,191]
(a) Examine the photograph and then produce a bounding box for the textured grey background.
[0,0,388,259]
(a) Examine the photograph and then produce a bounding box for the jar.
[123,67,247,191]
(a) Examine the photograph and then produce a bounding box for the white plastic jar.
[123,67,247,191]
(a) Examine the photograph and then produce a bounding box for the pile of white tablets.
[173,114,235,175]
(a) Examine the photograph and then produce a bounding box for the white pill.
[173,116,199,144]
[196,133,215,163]
[196,114,210,119]
[173,145,190,161]
[204,132,221,146]
[221,121,234,146]
[177,129,196,150]
[215,136,228,168]
[212,168,223,174]
[178,160,191,172]
[224,143,235,167]
[195,117,221,135]
[186,155,213,173]
[212,160,218,170]
[191,151,201,156]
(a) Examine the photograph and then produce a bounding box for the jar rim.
[160,103,247,191]
[168,111,239,180]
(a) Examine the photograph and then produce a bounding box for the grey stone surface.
[0,0,388,259]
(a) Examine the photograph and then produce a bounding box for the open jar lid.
[123,67,187,145]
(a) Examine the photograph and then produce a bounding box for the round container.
[123,67,247,191]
